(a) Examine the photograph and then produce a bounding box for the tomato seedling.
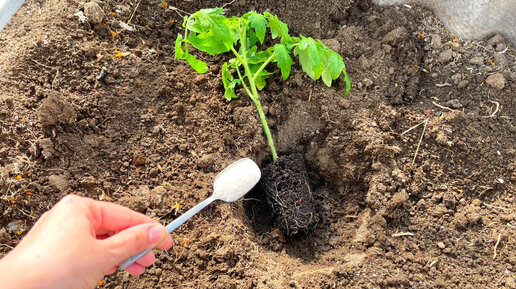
[175,8,350,161]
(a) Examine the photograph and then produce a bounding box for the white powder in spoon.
[213,158,261,202]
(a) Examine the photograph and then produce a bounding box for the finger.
[86,199,159,232]
[125,263,146,276]
[106,266,117,275]
[29,211,50,231]
[135,251,155,267]
[102,223,167,265]
[156,235,173,250]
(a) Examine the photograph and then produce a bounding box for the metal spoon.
[118,158,261,270]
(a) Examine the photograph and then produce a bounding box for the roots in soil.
[261,153,318,236]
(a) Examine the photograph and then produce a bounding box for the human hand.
[0,194,173,289]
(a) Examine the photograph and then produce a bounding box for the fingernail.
[148,225,164,243]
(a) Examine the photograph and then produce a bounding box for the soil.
[1,0,515,288]
[261,153,318,236]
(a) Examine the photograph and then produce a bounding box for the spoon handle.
[165,196,215,233]
[118,196,216,270]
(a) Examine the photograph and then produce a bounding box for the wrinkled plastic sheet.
[374,0,516,45]
[0,0,25,32]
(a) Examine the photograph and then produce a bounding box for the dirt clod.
[506,277,516,289]
[38,138,55,159]
[83,2,104,24]
[438,48,453,63]
[382,27,409,46]
[38,95,76,127]
[133,154,146,166]
[48,175,70,191]
[485,72,506,90]
[469,56,484,66]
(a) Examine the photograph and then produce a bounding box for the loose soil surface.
[1,0,515,288]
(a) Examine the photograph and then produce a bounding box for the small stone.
[152,125,164,136]
[0,147,8,158]
[338,98,350,109]
[485,73,506,90]
[437,242,446,249]
[0,228,10,245]
[123,161,130,167]
[494,53,508,69]
[471,199,482,206]
[84,2,104,24]
[431,34,442,48]
[197,154,215,171]
[7,220,26,234]
[48,175,70,191]
[506,277,516,289]
[438,49,453,63]
[458,80,469,89]
[155,268,163,277]
[451,73,462,84]
[80,176,97,188]
[149,167,159,177]
[382,27,408,46]
[500,213,515,223]
[133,154,146,166]
[362,78,373,88]
[488,34,505,46]
[445,99,463,109]
[469,56,484,66]
[289,280,300,288]
[38,138,54,159]
[495,42,507,52]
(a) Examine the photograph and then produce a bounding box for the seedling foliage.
[175,8,350,161]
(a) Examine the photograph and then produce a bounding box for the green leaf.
[246,30,260,50]
[273,43,292,80]
[249,64,272,90]
[174,34,185,60]
[185,54,208,73]
[295,36,322,80]
[222,62,241,100]
[264,12,291,42]
[222,62,233,88]
[321,57,332,87]
[186,8,235,54]
[328,50,345,80]
[247,48,273,64]
[225,79,241,100]
[245,12,267,44]
[187,33,228,55]
[320,48,344,87]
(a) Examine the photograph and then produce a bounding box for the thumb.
[102,223,167,264]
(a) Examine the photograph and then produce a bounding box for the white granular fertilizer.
[213,158,261,202]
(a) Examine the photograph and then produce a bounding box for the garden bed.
[0,0,515,288]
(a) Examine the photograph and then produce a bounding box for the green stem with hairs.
[229,26,278,162]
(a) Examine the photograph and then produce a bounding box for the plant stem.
[230,26,278,161]
[235,64,252,97]
[253,54,275,83]
[248,79,278,161]
[183,18,190,54]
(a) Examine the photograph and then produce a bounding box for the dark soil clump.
[261,153,318,236]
